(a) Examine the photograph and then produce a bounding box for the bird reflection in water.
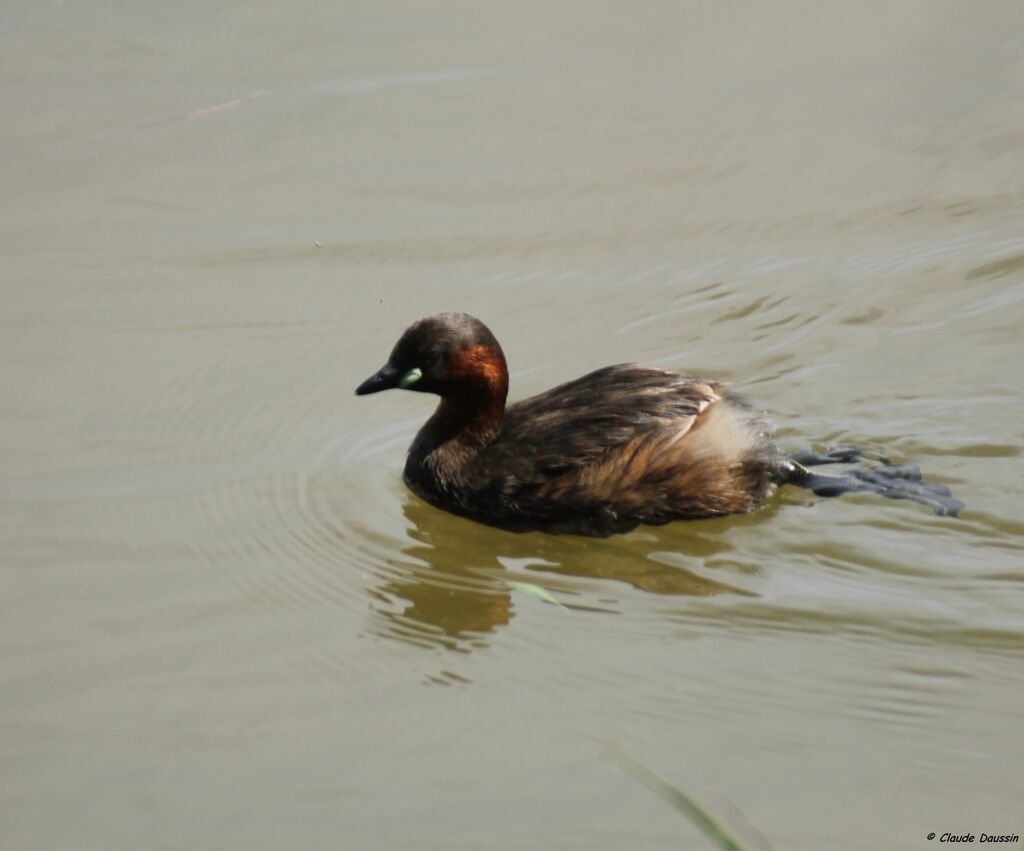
[368,494,765,651]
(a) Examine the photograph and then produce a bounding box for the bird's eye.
[424,346,442,367]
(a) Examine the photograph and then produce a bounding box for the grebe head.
[355,313,509,402]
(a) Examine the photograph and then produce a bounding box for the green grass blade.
[505,580,568,610]
[608,747,758,851]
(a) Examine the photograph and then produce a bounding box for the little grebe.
[356,313,962,536]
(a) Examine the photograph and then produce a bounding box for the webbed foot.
[796,465,963,516]
[788,444,891,467]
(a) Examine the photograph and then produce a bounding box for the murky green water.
[3,2,1023,849]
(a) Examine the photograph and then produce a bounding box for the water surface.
[3,2,1023,849]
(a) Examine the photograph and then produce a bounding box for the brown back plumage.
[409,363,778,535]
